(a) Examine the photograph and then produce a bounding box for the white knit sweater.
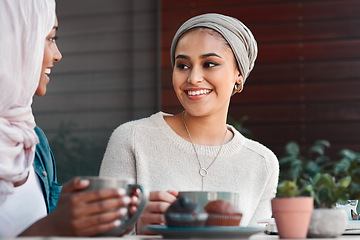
[99,112,279,226]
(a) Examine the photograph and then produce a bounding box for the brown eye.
[203,62,218,68]
[48,36,58,43]
[176,63,189,70]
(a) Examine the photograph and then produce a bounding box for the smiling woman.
[36,17,62,96]
[0,0,56,235]
[172,28,241,119]
[0,0,135,237]
[99,13,279,234]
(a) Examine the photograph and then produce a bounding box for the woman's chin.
[35,87,47,96]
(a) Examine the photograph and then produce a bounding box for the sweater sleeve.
[99,123,137,180]
[248,150,279,226]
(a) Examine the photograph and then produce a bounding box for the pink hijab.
[0,0,55,204]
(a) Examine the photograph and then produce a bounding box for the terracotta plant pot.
[308,208,348,238]
[271,197,314,239]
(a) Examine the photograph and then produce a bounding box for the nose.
[187,66,203,85]
[53,43,62,62]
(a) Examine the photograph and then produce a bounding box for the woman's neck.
[181,111,230,146]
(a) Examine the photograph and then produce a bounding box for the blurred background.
[32,0,360,183]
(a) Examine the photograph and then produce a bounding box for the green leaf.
[318,188,330,207]
[315,156,330,165]
[302,182,314,192]
[309,145,325,155]
[290,159,303,180]
[339,149,357,161]
[340,158,352,167]
[279,156,296,165]
[351,168,360,182]
[313,173,334,189]
[285,142,300,156]
[338,176,351,188]
[349,183,360,199]
[314,140,331,147]
[305,161,319,178]
[333,162,348,175]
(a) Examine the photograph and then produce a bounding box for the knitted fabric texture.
[100,112,279,227]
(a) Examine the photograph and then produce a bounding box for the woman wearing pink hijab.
[0,0,134,237]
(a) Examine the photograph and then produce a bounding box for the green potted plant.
[279,140,360,200]
[278,140,359,238]
[305,173,350,238]
[272,179,314,239]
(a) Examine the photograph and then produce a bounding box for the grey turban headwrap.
[171,13,258,85]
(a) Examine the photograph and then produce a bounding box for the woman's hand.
[137,190,178,235]
[20,177,132,236]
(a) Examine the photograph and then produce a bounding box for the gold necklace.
[182,111,227,190]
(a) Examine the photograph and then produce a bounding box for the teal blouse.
[33,126,62,213]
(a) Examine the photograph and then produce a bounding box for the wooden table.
[15,233,360,240]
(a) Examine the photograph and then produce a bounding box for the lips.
[45,68,51,74]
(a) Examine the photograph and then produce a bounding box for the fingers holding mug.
[72,207,127,230]
[72,189,131,217]
[78,176,148,236]
[129,188,142,215]
[71,217,122,237]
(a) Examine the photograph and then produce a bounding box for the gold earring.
[234,81,243,93]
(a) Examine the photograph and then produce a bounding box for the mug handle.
[120,184,149,234]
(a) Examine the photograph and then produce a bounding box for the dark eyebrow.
[201,53,222,59]
[53,26,59,31]
[175,54,190,60]
[175,53,222,60]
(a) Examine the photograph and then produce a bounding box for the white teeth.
[188,89,211,96]
[45,68,51,74]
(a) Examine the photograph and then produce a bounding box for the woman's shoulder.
[230,126,278,162]
[34,126,46,140]
[34,126,50,148]
[241,136,279,174]
[111,111,168,137]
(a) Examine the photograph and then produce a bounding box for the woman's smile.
[186,88,212,97]
[44,68,51,75]
[44,68,51,81]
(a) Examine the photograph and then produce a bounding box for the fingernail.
[122,196,131,204]
[114,219,121,227]
[119,207,128,215]
[79,179,89,185]
[132,196,139,202]
[117,188,126,195]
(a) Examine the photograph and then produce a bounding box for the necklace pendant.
[199,168,208,177]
